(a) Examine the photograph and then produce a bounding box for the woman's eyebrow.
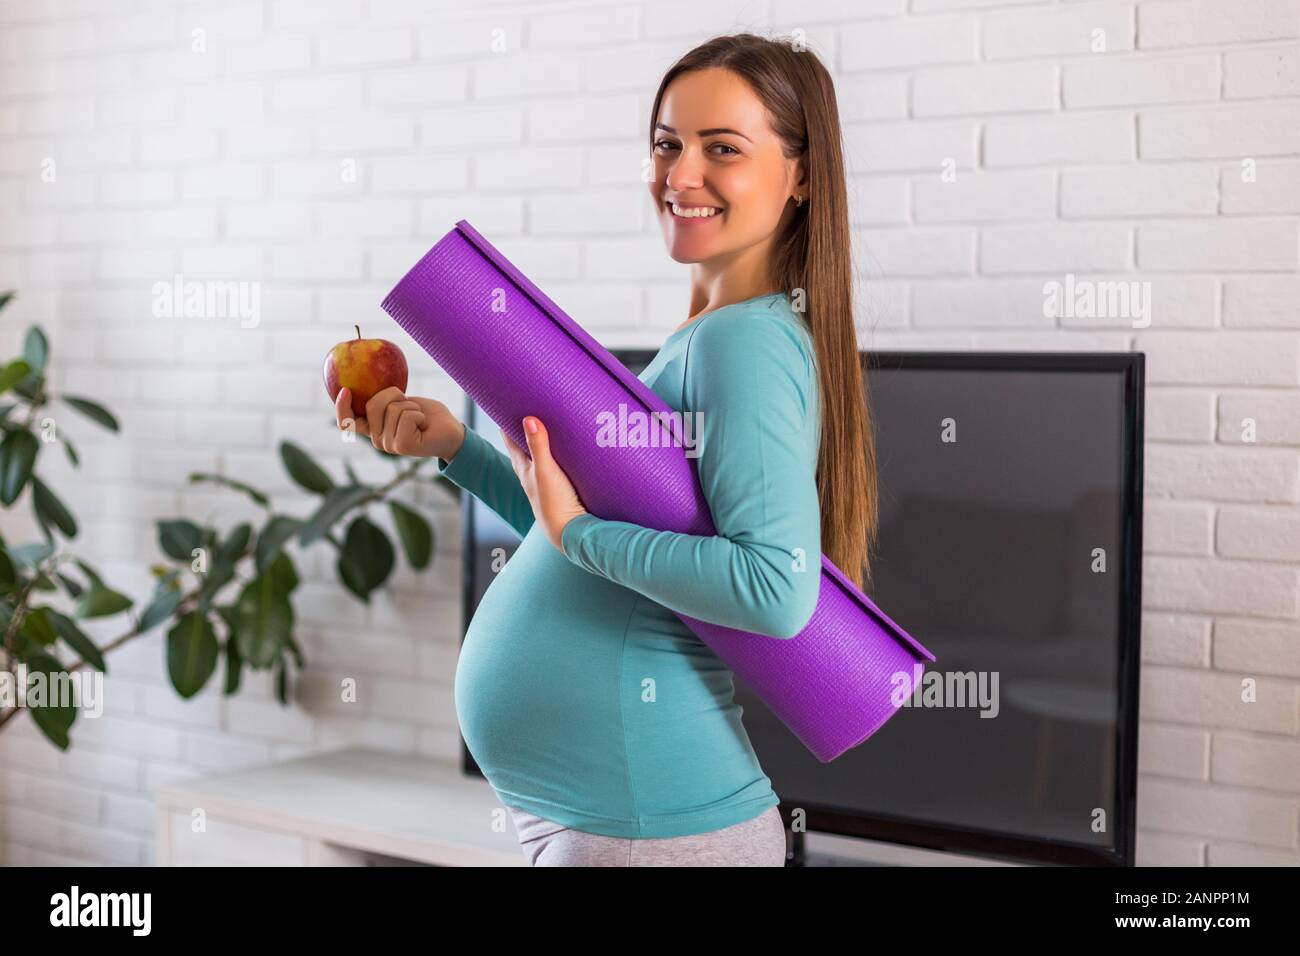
[655,123,753,143]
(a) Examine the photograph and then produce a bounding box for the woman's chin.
[664,244,714,264]
[661,230,726,263]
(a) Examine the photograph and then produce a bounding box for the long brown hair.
[648,32,880,592]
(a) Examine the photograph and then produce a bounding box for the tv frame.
[458,349,1144,868]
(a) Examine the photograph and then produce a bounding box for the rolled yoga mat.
[382,219,935,762]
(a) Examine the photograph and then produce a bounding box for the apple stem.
[355,324,361,340]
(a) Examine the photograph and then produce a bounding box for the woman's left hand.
[502,416,588,555]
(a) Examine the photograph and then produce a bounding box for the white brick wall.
[0,0,1296,868]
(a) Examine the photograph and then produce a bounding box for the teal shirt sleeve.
[560,307,822,639]
[437,423,536,540]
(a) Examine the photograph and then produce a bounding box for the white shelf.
[153,747,525,867]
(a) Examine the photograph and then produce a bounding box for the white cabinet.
[154,748,525,867]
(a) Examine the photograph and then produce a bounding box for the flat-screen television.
[459,350,1144,867]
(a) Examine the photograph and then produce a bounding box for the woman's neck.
[679,247,782,331]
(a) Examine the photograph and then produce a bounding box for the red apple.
[323,325,409,419]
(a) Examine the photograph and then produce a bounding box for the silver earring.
[795,196,804,207]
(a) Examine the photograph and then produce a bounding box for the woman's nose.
[662,145,705,190]
[665,159,704,191]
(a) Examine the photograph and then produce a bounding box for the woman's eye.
[652,140,738,156]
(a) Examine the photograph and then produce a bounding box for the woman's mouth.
[668,201,724,220]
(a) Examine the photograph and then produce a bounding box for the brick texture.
[0,0,1295,869]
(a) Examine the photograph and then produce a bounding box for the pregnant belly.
[453,530,636,800]
[453,527,769,820]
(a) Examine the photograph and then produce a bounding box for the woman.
[335,32,879,866]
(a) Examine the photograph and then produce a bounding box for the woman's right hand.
[335,386,466,461]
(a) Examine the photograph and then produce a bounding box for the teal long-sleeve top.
[441,291,822,838]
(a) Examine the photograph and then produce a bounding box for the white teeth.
[670,202,720,218]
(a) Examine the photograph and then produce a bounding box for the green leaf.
[0,548,15,589]
[76,586,133,619]
[216,522,252,566]
[54,571,83,597]
[255,515,301,575]
[31,697,76,748]
[20,606,58,645]
[0,291,14,313]
[10,366,42,402]
[232,571,293,668]
[31,476,77,539]
[343,458,362,486]
[265,550,299,595]
[136,586,182,634]
[32,501,51,544]
[23,326,48,374]
[280,441,334,495]
[166,611,219,698]
[60,395,119,432]
[196,564,234,613]
[158,519,205,563]
[389,500,433,570]
[23,650,76,750]
[74,558,104,590]
[286,633,305,669]
[297,485,371,547]
[46,609,106,672]
[10,541,54,569]
[30,571,58,592]
[188,472,270,508]
[0,359,32,394]
[222,631,242,695]
[275,660,289,704]
[336,515,394,603]
[0,429,38,505]
[63,437,79,468]
[189,524,246,612]
[215,603,239,635]
[9,631,41,660]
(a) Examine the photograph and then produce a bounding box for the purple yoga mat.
[382,219,935,762]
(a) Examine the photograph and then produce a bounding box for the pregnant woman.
[335,33,878,866]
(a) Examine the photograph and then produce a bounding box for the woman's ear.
[791,157,808,200]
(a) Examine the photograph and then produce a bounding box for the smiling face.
[649,67,804,268]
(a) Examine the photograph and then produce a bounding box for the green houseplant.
[0,291,459,749]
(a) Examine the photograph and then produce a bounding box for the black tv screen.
[460,350,1143,867]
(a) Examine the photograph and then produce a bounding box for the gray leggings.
[507,805,787,867]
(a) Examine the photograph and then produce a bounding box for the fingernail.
[524,417,538,435]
